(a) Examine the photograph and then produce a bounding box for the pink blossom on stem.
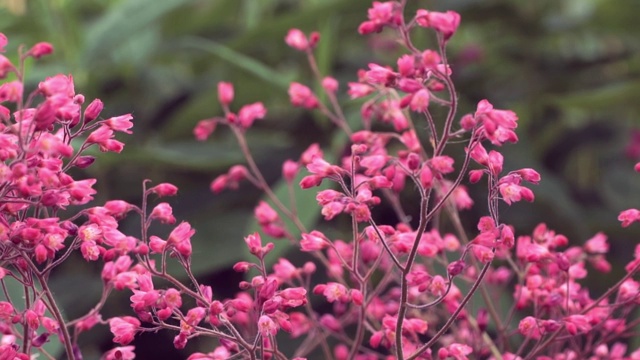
[237,102,267,129]
[518,316,542,339]
[150,203,176,224]
[194,119,217,141]
[0,80,22,103]
[306,156,343,177]
[27,42,54,59]
[584,232,609,254]
[103,346,136,360]
[104,114,134,134]
[314,282,349,303]
[0,55,14,79]
[365,63,397,86]
[289,82,319,109]
[285,29,310,51]
[347,82,374,99]
[321,76,338,93]
[109,316,140,345]
[149,183,178,197]
[282,159,299,183]
[416,10,461,41]
[244,232,274,259]
[300,231,329,252]
[83,98,104,123]
[0,33,7,52]
[358,1,398,35]
[409,89,430,112]
[619,208,640,227]
[217,81,234,106]
[167,222,195,256]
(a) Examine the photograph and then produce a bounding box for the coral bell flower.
[416,10,461,41]
[217,81,234,106]
[237,102,267,129]
[109,316,140,345]
[288,82,319,109]
[285,29,309,51]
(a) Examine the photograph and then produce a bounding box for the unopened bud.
[74,156,95,169]
[447,260,465,277]
[28,42,54,59]
[84,99,103,123]
[32,333,50,347]
[406,152,421,171]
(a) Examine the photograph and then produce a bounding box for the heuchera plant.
[2,1,640,360]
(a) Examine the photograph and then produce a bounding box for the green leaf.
[81,0,194,67]
[178,36,292,91]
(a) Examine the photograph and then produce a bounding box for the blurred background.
[1,0,639,358]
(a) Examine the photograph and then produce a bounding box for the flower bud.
[149,183,178,197]
[285,29,309,51]
[217,82,234,106]
[447,260,465,277]
[28,42,54,59]
[84,99,103,124]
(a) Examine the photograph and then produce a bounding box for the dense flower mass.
[1,2,639,360]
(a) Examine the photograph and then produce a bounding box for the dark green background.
[1,0,639,358]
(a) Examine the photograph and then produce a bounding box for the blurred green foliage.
[2,0,639,358]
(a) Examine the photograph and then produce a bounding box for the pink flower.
[244,232,274,259]
[518,316,542,339]
[150,202,176,224]
[0,33,6,52]
[282,159,299,182]
[167,222,195,256]
[28,42,54,59]
[86,125,125,153]
[474,99,519,145]
[321,76,338,93]
[516,168,541,184]
[285,29,309,51]
[347,82,374,99]
[0,80,22,103]
[584,232,609,254]
[258,315,278,337]
[619,208,640,227]
[104,114,134,134]
[68,179,98,205]
[358,1,397,34]
[84,98,104,123]
[564,315,592,335]
[314,282,349,303]
[306,156,343,177]
[429,155,454,175]
[299,174,323,189]
[237,102,267,128]
[416,10,461,40]
[365,63,397,85]
[109,316,140,345]
[288,82,319,109]
[0,55,14,79]
[194,119,216,141]
[300,231,329,251]
[217,81,234,105]
[0,301,14,320]
[499,181,534,205]
[102,346,136,360]
[39,74,75,97]
[409,89,430,112]
[254,201,279,225]
[149,183,178,197]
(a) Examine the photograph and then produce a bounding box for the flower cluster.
[1,2,640,360]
